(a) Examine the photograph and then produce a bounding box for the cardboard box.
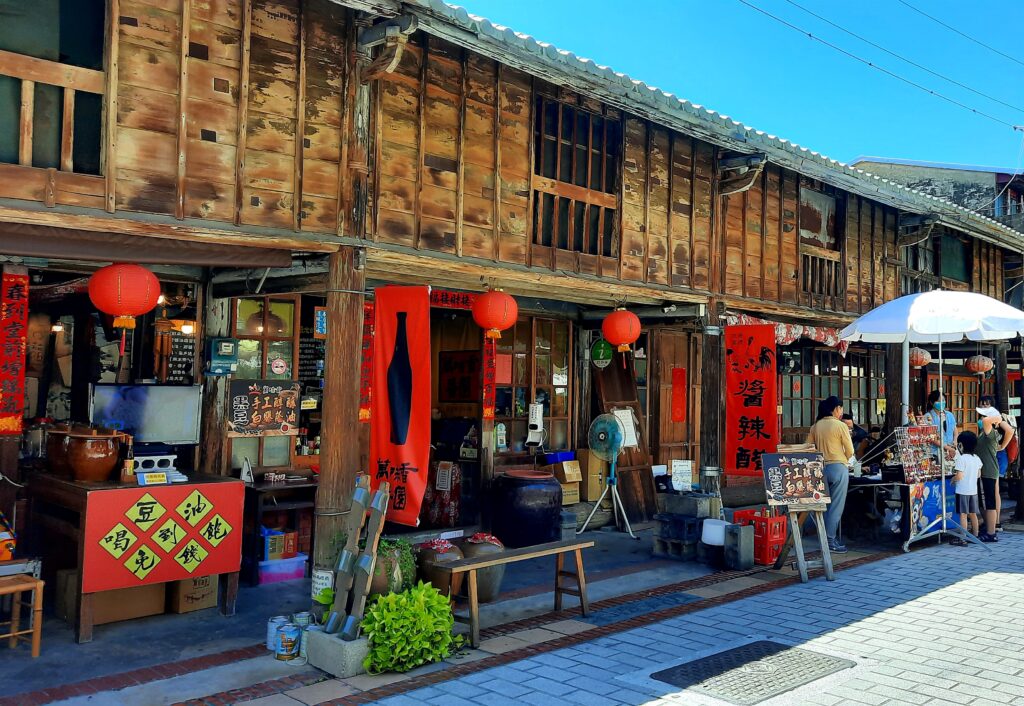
[577,450,608,477]
[546,460,582,483]
[561,482,580,505]
[578,451,609,504]
[168,575,219,614]
[264,529,298,560]
[56,570,166,625]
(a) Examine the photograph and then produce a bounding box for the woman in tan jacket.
[806,395,854,553]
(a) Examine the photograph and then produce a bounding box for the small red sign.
[671,367,687,423]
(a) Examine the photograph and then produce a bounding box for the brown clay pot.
[66,428,122,483]
[416,542,464,597]
[45,424,74,477]
[457,536,506,603]
[369,548,403,597]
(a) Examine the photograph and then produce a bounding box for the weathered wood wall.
[107,0,350,229]
[972,237,1004,299]
[373,35,531,263]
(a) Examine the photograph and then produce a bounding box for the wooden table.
[243,479,318,586]
[27,472,243,643]
[436,539,595,647]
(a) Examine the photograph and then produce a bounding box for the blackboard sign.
[762,452,830,507]
[166,330,196,384]
[227,380,301,437]
[298,327,325,387]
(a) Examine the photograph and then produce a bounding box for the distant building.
[851,157,1024,233]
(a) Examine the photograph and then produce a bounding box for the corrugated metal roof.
[852,156,1021,176]
[404,0,1024,249]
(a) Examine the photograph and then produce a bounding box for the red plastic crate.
[755,539,785,566]
[733,508,787,566]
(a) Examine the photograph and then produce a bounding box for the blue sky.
[450,0,1024,170]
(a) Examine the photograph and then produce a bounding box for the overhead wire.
[894,0,1024,70]
[732,0,1019,130]
[971,131,1024,217]
[781,0,1024,116]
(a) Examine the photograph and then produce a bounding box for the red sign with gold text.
[371,287,431,526]
[0,267,29,435]
[358,301,375,423]
[82,481,244,593]
[430,289,477,310]
[725,325,778,477]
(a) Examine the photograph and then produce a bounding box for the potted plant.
[361,581,462,674]
[456,533,505,603]
[415,538,464,597]
[369,538,416,597]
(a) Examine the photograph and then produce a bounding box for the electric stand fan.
[577,413,638,539]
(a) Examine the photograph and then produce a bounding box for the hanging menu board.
[227,380,301,437]
[167,330,197,384]
[761,452,830,507]
[298,327,325,388]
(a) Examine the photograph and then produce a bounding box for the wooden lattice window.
[798,184,845,301]
[531,96,621,260]
[901,237,938,294]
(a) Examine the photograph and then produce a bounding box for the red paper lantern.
[88,263,161,330]
[908,347,932,369]
[472,288,518,339]
[966,355,994,375]
[602,307,641,352]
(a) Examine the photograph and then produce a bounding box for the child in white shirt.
[952,431,982,545]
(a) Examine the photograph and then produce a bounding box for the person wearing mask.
[805,396,854,553]
[975,404,1012,542]
[841,414,870,459]
[923,389,957,457]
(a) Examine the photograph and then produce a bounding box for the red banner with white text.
[0,267,29,435]
[725,325,778,477]
[370,287,431,525]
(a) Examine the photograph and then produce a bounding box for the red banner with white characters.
[0,267,29,435]
[358,301,374,423]
[82,481,243,593]
[482,338,497,421]
[371,287,431,526]
[725,325,778,477]
[430,289,477,310]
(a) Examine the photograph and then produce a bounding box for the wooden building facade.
[3,0,1023,540]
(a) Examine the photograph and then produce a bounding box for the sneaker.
[996,524,1003,532]
[827,542,848,554]
[979,532,999,543]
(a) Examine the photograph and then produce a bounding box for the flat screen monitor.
[90,385,203,445]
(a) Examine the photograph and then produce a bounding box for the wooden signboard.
[761,452,830,507]
[83,481,243,593]
[227,380,301,437]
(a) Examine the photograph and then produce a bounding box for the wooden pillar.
[884,343,904,432]
[313,247,366,569]
[699,301,724,480]
[996,343,1009,413]
[198,292,231,474]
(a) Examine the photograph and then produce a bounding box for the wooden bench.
[435,539,595,648]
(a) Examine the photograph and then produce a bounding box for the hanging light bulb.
[51,321,64,333]
[180,322,195,335]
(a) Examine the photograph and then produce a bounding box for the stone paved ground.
[365,534,1024,706]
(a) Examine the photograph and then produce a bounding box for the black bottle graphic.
[388,311,413,445]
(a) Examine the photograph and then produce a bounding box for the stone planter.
[457,533,505,603]
[416,539,464,597]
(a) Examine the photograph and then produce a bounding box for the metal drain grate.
[650,640,854,705]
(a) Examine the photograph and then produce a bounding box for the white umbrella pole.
[939,341,947,534]
[902,339,910,424]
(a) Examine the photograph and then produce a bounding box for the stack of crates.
[733,508,788,566]
[652,513,704,560]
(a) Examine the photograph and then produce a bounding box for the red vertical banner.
[724,325,778,477]
[358,301,375,423]
[0,267,29,435]
[482,337,497,420]
[671,367,687,423]
[370,287,431,526]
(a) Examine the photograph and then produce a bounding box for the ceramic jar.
[490,470,562,548]
[457,533,505,603]
[66,428,122,482]
[416,539,464,597]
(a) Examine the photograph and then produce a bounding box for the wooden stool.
[0,574,43,658]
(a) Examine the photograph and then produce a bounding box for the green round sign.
[591,338,614,370]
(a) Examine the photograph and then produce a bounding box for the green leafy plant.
[360,581,462,674]
[313,587,334,606]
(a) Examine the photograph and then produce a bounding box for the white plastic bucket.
[701,519,728,546]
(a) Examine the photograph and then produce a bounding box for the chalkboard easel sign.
[762,452,831,507]
[228,380,301,437]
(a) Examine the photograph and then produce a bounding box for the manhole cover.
[650,640,854,706]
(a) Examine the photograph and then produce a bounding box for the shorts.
[998,450,1008,478]
[980,476,998,509]
[956,493,979,515]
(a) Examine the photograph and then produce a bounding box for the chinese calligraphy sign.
[359,301,374,423]
[83,482,243,592]
[429,289,477,310]
[226,380,301,437]
[725,325,778,477]
[0,267,29,434]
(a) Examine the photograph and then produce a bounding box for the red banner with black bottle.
[370,286,431,525]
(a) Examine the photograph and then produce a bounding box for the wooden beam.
[349,12,372,240]
[643,121,652,283]
[413,40,427,249]
[233,0,252,227]
[19,80,33,166]
[0,49,104,93]
[103,0,119,213]
[174,0,191,220]
[61,88,75,172]
[314,246,366,568]
[294,0,307,231]
[492,62,502,263]
[454,47,467,258]
[337,18,353,237]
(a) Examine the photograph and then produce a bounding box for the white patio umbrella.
[841,290,1024,549]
